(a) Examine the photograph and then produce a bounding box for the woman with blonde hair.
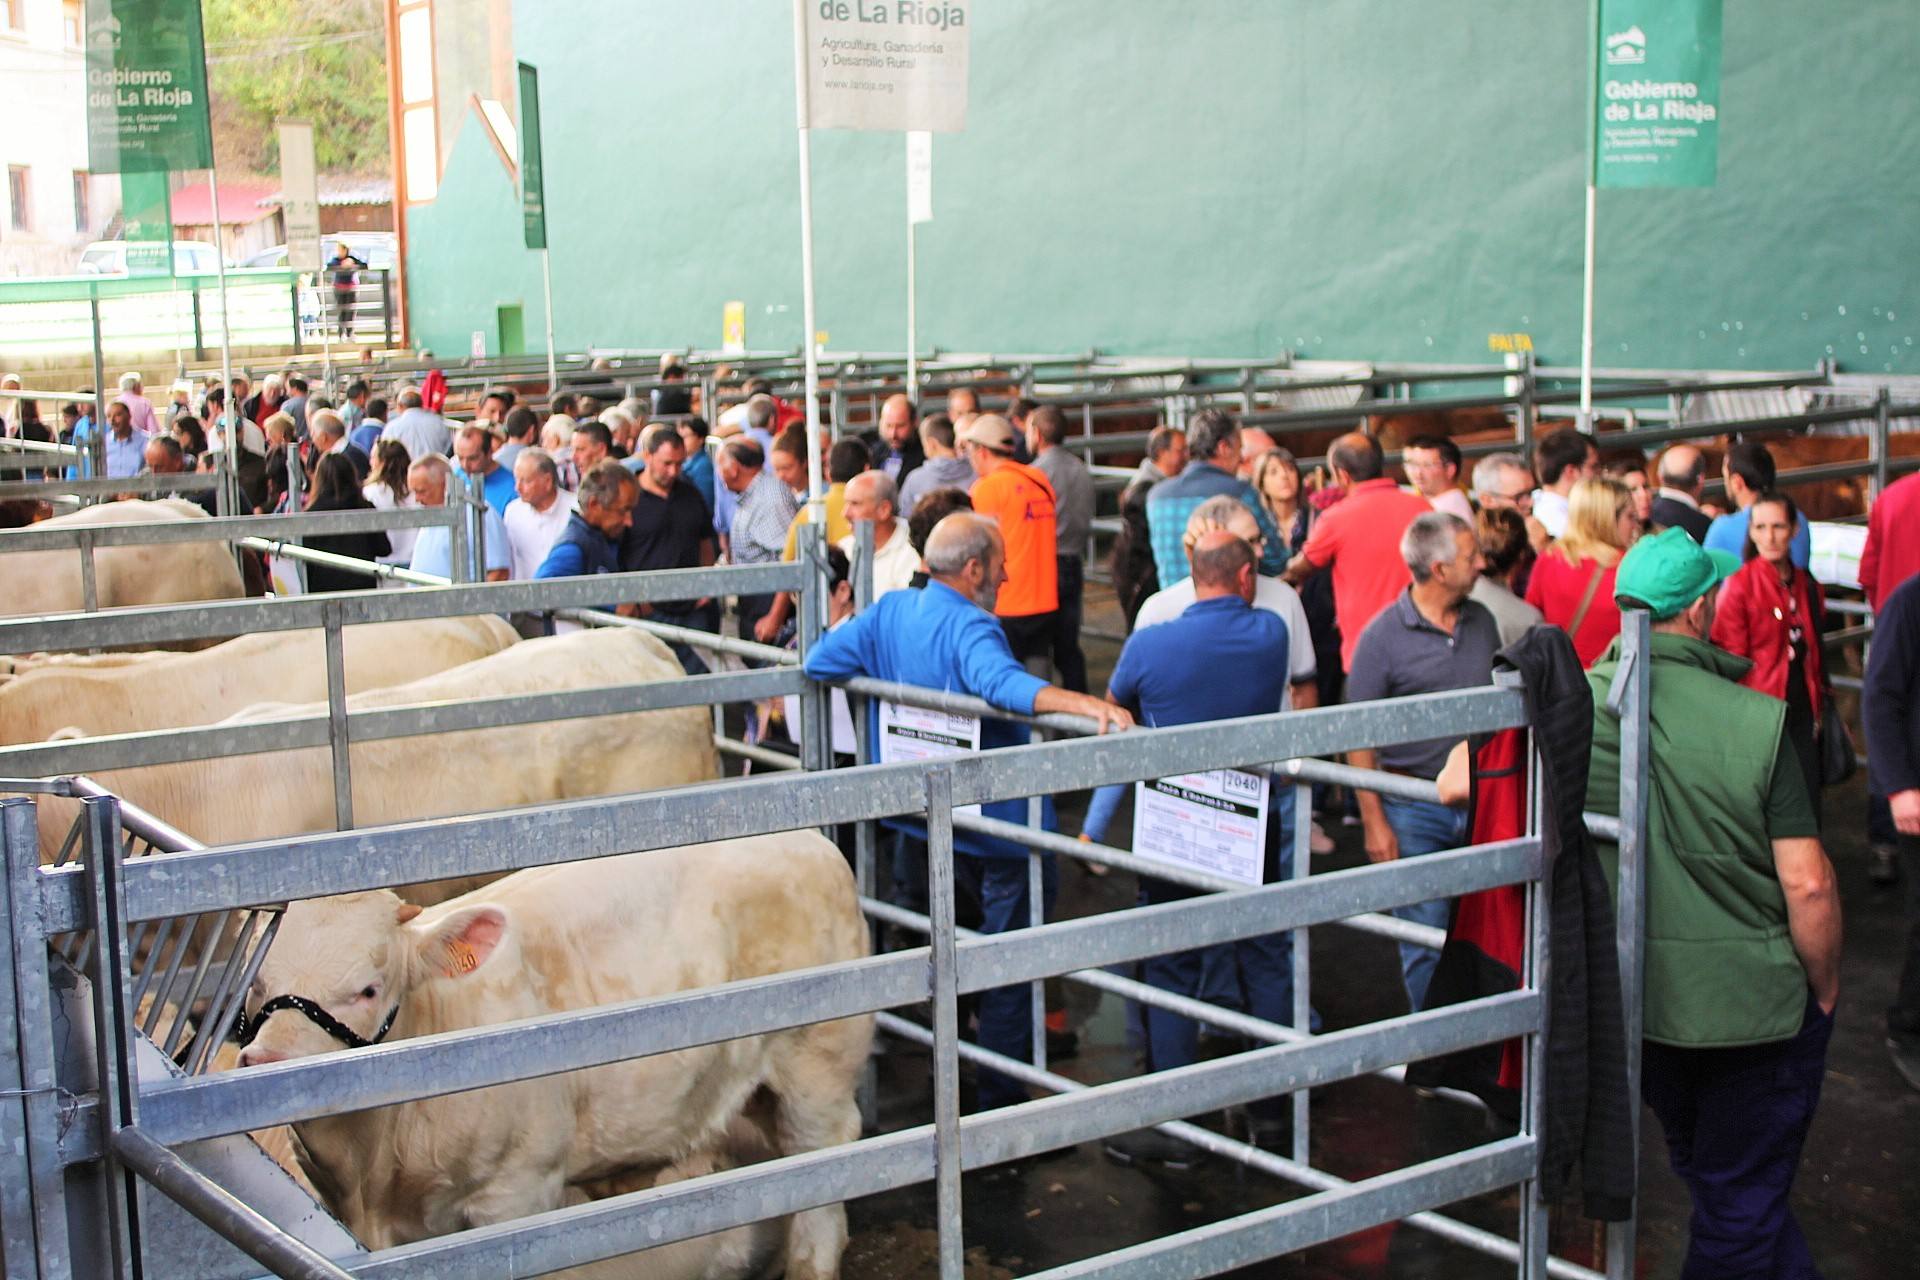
[1524,475,1639,665]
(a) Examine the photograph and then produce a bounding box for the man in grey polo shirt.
[1345,511,1500,1012]
[1028,404,1094,692]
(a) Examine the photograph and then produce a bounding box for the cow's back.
[6,500,245,618]
[2,615,520,746]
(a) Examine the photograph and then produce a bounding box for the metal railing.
[0,639,1636,1279]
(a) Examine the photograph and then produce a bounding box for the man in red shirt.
[1860,471,1920,613]
[1284,433,1432,670]
[962,413,1058,671]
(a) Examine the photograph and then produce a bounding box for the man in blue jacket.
[535,460,638,618]
[1867,574,1920,1091]
[804,512,1130,1108]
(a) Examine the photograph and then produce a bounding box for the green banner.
[1594,0,1722,188]
[84,0,213,174]
[519,62,547,250]
[120,171,173,277]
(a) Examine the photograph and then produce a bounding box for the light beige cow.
[2,499,245,618]
[33,627,719,882]
[237,834,872,1279]
[0,615,519,745]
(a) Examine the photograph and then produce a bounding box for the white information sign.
[877,700,981,816]
[907,130,933,223]
[1133,768,1270,887]
[803,1,970,133]
[276,119,321,273]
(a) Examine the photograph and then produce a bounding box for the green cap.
[1613,526,1741,620]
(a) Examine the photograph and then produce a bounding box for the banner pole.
[791,0,825,522]
[541,246,557,398]
[1579,0,1602,436]
[907,210,918,398]
[207,171,237,492]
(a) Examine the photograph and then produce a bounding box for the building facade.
[0,0,121,277]
[389,1,1920,373]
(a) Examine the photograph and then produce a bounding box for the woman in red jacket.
[1711,490,1827,819]
[1525,476,1638,666]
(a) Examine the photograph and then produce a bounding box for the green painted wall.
[407,1,1920,375]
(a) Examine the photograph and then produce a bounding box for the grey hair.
[1471,451,1531,498]
[118,371,142,392]
[514,447,559,482]
[577,459,635,510]
[923,512,1000,576]
[308,408,346,442]
[1401,511,1472,581]
[408,453,453,491]
[849,468,898,512]
[1186,407,1240,462]
[1186,494,1258,539]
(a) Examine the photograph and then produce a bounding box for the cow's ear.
[394,902,423,924]
[417,906,507,980]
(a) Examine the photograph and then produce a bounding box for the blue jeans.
[1382,795,1469,1012]
[1139,789,1304,1119]
[953,852,1059,1109]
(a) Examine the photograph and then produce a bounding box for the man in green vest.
[1588,527,1842,1279]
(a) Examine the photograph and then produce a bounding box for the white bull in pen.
[0,615,520,745]
[4,499,246,619]
[33,627,719,891]
[237,834,873,1280]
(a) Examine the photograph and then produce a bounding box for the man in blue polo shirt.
[1101,530,1303,1167]
[804,513,1130,1109]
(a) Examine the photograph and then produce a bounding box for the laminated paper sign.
[278,120,321,273]
[877,700,981,817]
[1133,768,1269,887]
[1595,0,1722,188]
[804,1,969,133]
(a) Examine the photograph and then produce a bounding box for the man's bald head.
[1189,530,1257,601]
[1328,432,1384,484]
[1658,444,1707,497]
[924,512,1005,611]
[878,393,917,448]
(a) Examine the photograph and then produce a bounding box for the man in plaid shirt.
[718,438,800,641]
[1145,408,1287,587]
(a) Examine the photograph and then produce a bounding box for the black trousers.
[1892,833,1920,1047]
[999,610,1057,670]
[1050,555,1088,693]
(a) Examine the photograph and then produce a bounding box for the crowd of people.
[6,363,1917,1269]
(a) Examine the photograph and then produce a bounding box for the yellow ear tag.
[445,940,479,977]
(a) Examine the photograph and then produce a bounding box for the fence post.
[1513,350,1537,459]
[1289,779,1312,1166]
[192,285,206,363]
[925,768,964,1280]
[795,520,831,775]
[1605,609,1653,1280]
[324,603,355,831]
[290,280,304,355]
[3,799,73,1279]
[1872,386,1892,500]
[381,271,394,348]
[447,489,471,585]
[1517,688,1552,1280]
[82,794,141,1280]
[464,472,487,582]
[78,528,99,614]
[1027,726,1047,1075]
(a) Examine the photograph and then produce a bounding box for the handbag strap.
[1567,562,1606,638]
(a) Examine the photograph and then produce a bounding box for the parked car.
[75,240,223,276]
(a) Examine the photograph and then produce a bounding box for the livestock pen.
[0,485,1663,1280]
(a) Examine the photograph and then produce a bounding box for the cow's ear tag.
[443,940,479,978]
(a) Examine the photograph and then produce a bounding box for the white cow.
[3,499,246,618]
[34,628,719,882]
[237,834,872,1279]
[0,615,519,745]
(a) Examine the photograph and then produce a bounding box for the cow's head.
[235,890,506,1067]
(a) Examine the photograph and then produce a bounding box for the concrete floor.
[839,594,1919,1279]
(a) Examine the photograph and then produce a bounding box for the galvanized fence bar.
[81,795,139,1280]
[0,472,222,502]
[1605,610,1654,1280]
[0,561,806,654]
[0,504,454,553]
[925,769,964,1280]
[322,606,354,830]
[0,801,44,1280]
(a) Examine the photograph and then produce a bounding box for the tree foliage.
[202,0,388,176]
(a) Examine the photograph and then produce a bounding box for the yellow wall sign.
[1487,332,1534,353]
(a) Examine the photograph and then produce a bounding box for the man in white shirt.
[406,454,510,582]
[1134,496,1318,709]
[503,448,577,580]
[839,470,918,597]
[381,389,451,460]
[1402,434,1475,523]
[1529,429,1598,539]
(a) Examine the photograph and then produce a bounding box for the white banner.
[877,700,981,817]
[1133,768,1269,887]
[907,130,933,223]
[803,1,969,133]
[277,119,321,272]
